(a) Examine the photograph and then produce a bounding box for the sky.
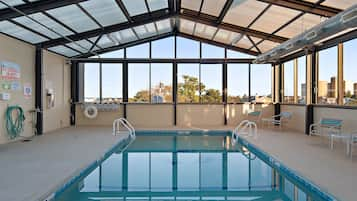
[84,36,356,100]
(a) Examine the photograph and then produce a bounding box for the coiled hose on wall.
[6,105,25,139]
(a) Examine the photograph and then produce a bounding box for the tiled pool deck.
[0,126,356,201]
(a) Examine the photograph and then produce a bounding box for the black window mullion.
[99,63,103,103]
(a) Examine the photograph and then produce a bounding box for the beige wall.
[314,107,357,132]
[0,35,35,144]
[177,104,224,127]
[127,104,173,128]
[42,50,71,133]
[76,104,124,126]
[0,34,71,144]
[227,103,274,126]
[281,105,306,133]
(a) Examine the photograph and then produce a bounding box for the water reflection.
[57,135,313,201]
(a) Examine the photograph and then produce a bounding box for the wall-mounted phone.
[47,88,55,109]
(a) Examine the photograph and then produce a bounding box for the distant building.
[301,83,306,98]
[327,77,337,98]
[354,83,357,97]
[318,81,328,97]
[344,80,354,96]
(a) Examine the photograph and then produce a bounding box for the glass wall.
[84,63,100,103]
[318,46,338,104]
[227,64,249,103]
[251,64,272,103]
[151,63,173,103]
[283,60,294,103]
[102,63,123,103]
[82,36,270,105]
[129,63,173,103]
[297,56,306,104]
[128,63,150,103]
[343,39,357,106]
[177,64,200,103]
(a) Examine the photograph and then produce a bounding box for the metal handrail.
[232,120,258,145]
[113,118,136,139]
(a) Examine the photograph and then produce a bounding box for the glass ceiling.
[0,0,353,58]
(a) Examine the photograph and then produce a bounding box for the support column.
[337,43,344,105]
[223,62,228,125]
[294,59,298,103]
[274,64,282,119]
[70,61,78,125]
[35,46,43,135]
[305,50,317,134]
[173,62,177,126]
[123,61,128,118]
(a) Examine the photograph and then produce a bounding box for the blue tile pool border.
[47,130,339,201]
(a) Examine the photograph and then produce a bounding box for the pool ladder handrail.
[113,118,136,139]
[231,120,257,145]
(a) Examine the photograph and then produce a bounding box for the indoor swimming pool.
[52,131,336,201]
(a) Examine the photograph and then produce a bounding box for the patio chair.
[261,112,292,128]
[247,110,262,124]
[309,118,343,137]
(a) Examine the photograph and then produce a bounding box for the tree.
[132,90,149,102]
[177,75,203,103]
[202,89,221,103]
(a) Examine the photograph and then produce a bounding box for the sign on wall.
[0,61,21,91]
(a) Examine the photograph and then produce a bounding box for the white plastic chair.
[309,118,343,137]
[262,112,292,128]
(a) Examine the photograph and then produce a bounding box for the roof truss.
[0,0,347,58]
[256,0,341,17]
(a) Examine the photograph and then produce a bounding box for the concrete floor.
[240,128,357,201]
[1,126,356,201]
[0,127,127,201]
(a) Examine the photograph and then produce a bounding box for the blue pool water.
[53,131,335,201]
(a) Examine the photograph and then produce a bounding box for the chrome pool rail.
[113,118,136,139]
[231,120,258,145]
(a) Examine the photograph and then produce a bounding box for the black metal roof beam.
[77,31,174,58]
[0,0,88,21]
[216,0,233,24]
[177,32,259,56]
[38,10,174,48]
[180,11,288,43]
[76,3,103,29]
[256,0,341,17]
[114,0,133,23]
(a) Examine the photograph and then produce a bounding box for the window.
[177,64,200,103]
[176,37,200,58]
[84,63,100,102]
[152,37,174,58]
[297,56,306,104]
[343,39,357,106]
[98,49,124,58]
[102,63,122,103]
[201,43,224,58]
[251,64,272,103]
[200,64,222,103]
[227,64,249,103]
[128,63,150,103]
[227,49,256,59]
[178,63,222,103]
[126,43,149,58]
[128,63,172,103]
[151,63,173,103]
[283,60,294,103]
[318,46,338,104]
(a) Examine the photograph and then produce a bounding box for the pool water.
[54,132,333,201]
